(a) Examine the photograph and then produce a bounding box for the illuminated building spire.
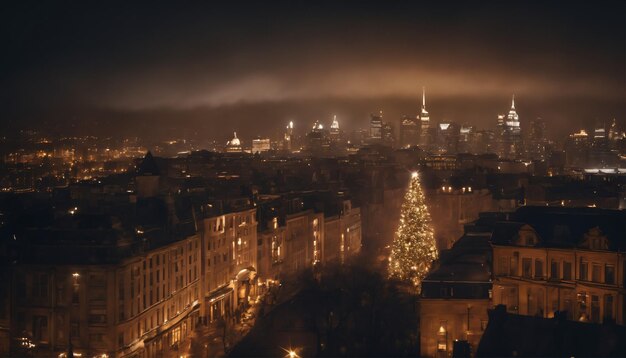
[420,87,429,122]
[511,94,515,110]
[331,115,339,129]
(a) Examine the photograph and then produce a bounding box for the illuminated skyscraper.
[497,95,522,159]
[588,120,618,167]
[305,120,331,155]
[329,115,341,142]
[565,129,589,167]
[400,115,419,148]
[527,117,547,160]
[382,121,395,147]
[608,118,622,142]
[370,111,383,142]
[458,124,474,153]
[419,87,431,149]
[252,137,271,154]
[435,121,459,154]
[284,120,294,151]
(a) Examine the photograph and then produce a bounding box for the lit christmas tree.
[388,171,438,289]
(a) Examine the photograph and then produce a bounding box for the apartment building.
[491,208,626,324]
[201,206,258,323]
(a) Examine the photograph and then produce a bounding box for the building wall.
[116,234,201,358]
[9,233,202,358]
[493,239,626,325]
[201,208,258,323]
[420,299,490,358]
[428,189,493,250]
[323,218,340,264]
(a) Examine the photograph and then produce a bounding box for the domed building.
[225,132,243,153]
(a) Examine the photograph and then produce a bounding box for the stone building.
[491,207,626,324]
[419,229,493,358]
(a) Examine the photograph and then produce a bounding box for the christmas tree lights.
[388,172,438,289]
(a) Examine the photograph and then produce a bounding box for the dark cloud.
[1,1,624,138]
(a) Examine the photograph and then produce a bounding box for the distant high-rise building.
[305,120,331,155]
[589,120,617,167]
[382,121,395,147]
[458,124,474,153]
[252,137,271,154]
[497,95,522,159]
[419,87,431,149]
[436,122,459,154]
[370,112,383,142]
[527,117,547,160]
[608,118,622,142]
[565,129,589,167]
[399,115,419,148]
[474,130,496,154]
[329,115,341,142]
[283,120,294,151]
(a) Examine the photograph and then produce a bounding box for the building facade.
[493,225,626,324]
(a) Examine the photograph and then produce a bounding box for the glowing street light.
[281,347,300,358]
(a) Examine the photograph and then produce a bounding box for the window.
[88,314,107,325]
[522,258,532,278]
[32,273,49,299]
[563,261,572,281]
[577,291,587,321]
[437,321,447,352]
[579,261,588,281]
[592,264,601,283]
[511,252,519,276]
[271,236,282,264]
[56,315,65,340]
[119,303,125,321]
[480,320,488,331]
[171,326,181,347]
[604,295,614,322]
[498,257,509,276]
[118,278,124,300]
[550,260,560,280]
[590,295,600,323]
[605,265,615,284]
[70,321,80,339]
[534,259,544,279]
[72,285,80,304]
[440,287,449,297]
[32,316,48,342]
[56,284,66,305]
[89,333,104,343]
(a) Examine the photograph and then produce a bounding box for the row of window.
[499,255,617,285]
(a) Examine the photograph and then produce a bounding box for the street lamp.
[281,347,300,358]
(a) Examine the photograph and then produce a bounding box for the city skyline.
[1,1,624,138]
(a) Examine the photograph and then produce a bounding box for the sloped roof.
[477,306,626,357]
[137,151,161,176]
[490,206,626,250]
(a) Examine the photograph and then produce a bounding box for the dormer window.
[515,225,540,247]
[580,227,609,251]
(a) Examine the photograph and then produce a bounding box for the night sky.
[2,1,625,140]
